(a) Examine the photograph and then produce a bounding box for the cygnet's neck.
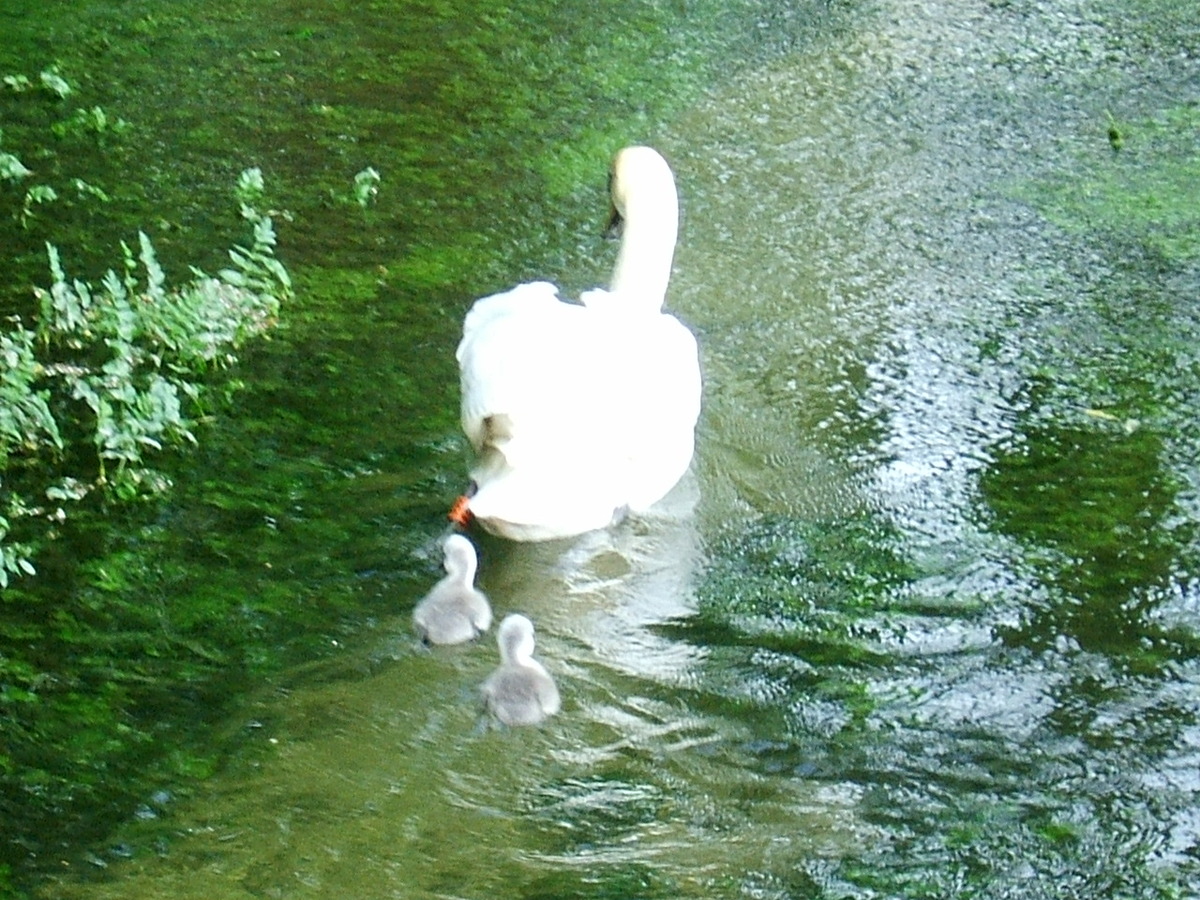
[444,537,477,584]
[500,625,536,665]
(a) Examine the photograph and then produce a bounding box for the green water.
[3,0,1199,896]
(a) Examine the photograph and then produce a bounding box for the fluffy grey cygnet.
[412,534,493,645]
[481,614,561,726]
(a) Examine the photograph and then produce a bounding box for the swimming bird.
[454,146,702,541]
[412,534,493,645]
[481,614,561,726]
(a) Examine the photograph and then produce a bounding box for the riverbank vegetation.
[1,66,290,894]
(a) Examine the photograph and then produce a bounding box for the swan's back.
[458,285,699,534]
[455,147,700,541]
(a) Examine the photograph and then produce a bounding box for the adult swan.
[454,146,701,541]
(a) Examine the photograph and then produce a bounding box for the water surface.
[5,0,1199,896]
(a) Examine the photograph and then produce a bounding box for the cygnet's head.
[442,533,478,581]
[496,613,537,665]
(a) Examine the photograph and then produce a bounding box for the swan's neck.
[608,189,678,313]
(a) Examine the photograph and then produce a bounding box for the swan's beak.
[604,204,624,240]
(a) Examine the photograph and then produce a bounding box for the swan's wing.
[461,298,700,466]
[457,282,702,528]
[458,281,567,452]
[577,287,620,311]
[602,311,702,508]
[459,281,561,345]
[458,282,610,459]
[453,282,580,451]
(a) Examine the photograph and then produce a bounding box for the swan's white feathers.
[456,147,700,541]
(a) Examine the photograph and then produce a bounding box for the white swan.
[481,614,561,726]
[454,146,702,541]
[412,534,493,645]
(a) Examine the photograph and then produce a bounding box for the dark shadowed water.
[3,0,1199,897]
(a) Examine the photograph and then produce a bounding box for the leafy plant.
[2,73,33,93]
[39,66,72,99]
[51,104,130,140]
[2,67,70,99]
[0,151,33,181]
[1,168,291,586]
[19,184,57,227]
[2,68,118,231]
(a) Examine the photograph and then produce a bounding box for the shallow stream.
[3,0,1199,896]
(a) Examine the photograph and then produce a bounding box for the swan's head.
[442,533,478,582]
[608,146,677,228]
[496,613,537,665]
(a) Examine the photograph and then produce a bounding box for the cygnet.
[412,534,493,645]
[481,614,561,726]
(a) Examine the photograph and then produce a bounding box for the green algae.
[1031,103,1200,262]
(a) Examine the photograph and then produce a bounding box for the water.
[5,0,1200,896]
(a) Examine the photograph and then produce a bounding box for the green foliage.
[39,67,73,100]
[353,166,381,209]
[1,165,290,586]
[1,67,122,231]
[0,151,33,181]
[2,66,71,99]
[51,105,131,140]
[2,74,33,93]
[19,183,57,227]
